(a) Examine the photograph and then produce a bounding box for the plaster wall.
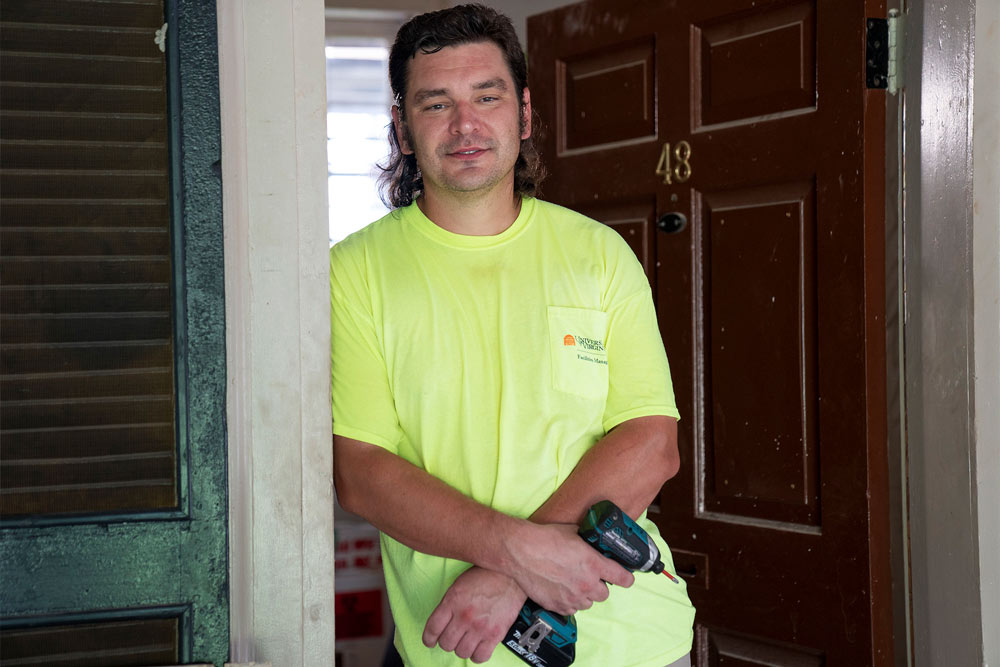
[973,0,1000,664]
[219,1,335,665]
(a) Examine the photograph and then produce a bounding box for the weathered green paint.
[0,1,229,664]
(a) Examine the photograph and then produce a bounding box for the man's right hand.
[502,522,635,616]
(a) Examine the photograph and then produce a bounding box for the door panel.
[699,181,819,528]
[694,1,816,127]
[528,1,889,664]
[559,37,656,151]
[2,613,183,666]
[702,627,824,666]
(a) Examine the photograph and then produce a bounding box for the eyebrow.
[412,88,448,104]
[472,77,508,92]
[411,78,510,104]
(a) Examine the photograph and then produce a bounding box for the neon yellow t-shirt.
[330,198,695,666]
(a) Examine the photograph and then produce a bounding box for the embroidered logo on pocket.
[548,306,609,400]
[563,332,607,366]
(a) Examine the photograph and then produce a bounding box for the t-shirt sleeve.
[602,237,680,431]
[330,242,404,453]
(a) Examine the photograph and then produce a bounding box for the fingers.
[426,607,505,662]
[450,630,502,663]
[422,606,451,648]
[548,598,587,617]
[471,639,499,664]
[457,631,503,663]
[436,617,466,654]
[528,552,635,615]
[599,558,636,589]
[454,633,479,660]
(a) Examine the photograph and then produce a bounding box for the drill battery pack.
[502,600,577,667]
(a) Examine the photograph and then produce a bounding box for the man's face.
[393,41,531,201]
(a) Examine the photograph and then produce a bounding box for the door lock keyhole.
[656,212,687,234]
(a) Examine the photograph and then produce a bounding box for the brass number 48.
[654,140,692,185]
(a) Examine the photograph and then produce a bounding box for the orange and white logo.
[563,334,576,346]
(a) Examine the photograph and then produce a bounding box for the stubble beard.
[421,136,511,196]
[402,113,525,197]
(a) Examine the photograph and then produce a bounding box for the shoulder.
[531,199,633,257]
[532,199,648,306]
[329,208,414,305]
[332,208,407,256]
[330,206,414,271]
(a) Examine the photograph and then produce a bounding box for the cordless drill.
[501,500,679,667]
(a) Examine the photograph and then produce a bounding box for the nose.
[450,101,479,135]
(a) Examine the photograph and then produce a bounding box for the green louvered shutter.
[0,1,229,664]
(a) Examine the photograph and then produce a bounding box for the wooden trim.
[217,0,254,661]
[863,67,893,667]
[902,0,984,663]
[219,1,335,664]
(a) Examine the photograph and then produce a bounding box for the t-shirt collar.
[406,197,535,249]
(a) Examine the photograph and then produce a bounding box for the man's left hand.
[423,566,527,663]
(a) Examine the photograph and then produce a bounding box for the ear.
[391,105,414,155]
[520,88,532,140]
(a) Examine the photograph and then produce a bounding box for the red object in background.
[335,589,383,639]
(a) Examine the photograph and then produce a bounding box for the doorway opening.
[325,9,406,244]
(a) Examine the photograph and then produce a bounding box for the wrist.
[483,513,532,577]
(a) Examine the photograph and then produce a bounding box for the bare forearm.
[531,415,679,525]
[334,435,522,574]
[334,433,635,615]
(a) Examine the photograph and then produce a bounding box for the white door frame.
[218,1,335,665]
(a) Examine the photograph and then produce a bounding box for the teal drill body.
[579,500,667,575]
[502,500,677,667]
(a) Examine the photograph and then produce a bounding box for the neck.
[417,183,523,236]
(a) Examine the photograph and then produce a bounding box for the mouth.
[447,147,489,159]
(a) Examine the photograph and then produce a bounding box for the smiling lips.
[447,146,489,159]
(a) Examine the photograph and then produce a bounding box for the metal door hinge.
[867,11,902,93]
[887,9,902,94]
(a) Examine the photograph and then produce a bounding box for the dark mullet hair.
[377,3,546,208]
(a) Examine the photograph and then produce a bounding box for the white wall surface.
[219,1,335,665]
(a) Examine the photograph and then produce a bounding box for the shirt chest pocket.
[547,306,609,400]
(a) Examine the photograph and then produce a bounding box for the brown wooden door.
[528,0,891,664]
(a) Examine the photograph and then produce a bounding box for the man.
[331,4,695,665]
